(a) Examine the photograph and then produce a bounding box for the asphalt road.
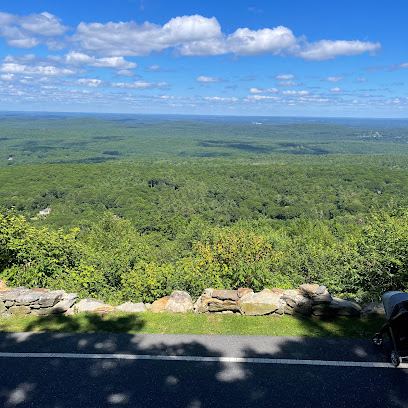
[0,332,407,407]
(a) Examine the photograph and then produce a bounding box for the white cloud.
[0,12,68,49]
[330,87,342,92]
[203,96,238,102]
[146,65,162,71]
[180,25,297,56]
[274,74,295,80]
[277,80,297,87]
[246,95,280,101]
[325,76,344,82]
[66,51,137,69]
[73,15,222,56]
[196,76,222,83]
[112,80,169,89]
[281,90,309,95]
[297,40,381,61]
[249,87,278,94]
[0,62,77,77]
[116,69,135,77]
[77,78,104,87]
[1,73,15,81]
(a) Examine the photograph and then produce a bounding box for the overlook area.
[1,114,408,305]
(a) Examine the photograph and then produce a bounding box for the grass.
[0,311,386,338]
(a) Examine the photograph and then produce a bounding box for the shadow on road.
[0,315,407,407]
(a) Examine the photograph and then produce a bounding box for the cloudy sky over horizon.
[0,0,407,117]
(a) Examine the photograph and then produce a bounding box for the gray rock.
[145,303,152,309]
[331,298,362,317]
[363,302,386,318]
[9,305,31,315]
[15,291,43,305]
[211,290,239,301]
[34,293,78,315]
[315,285,327,295]
[165,291,193,314]
[313,297,362,317]
[0,301,6,314]
[207,299,239,312]
[116,302,147,313]
[1,288,29,302]
[74,298,110,313]
[38,290,65,308]
[283,290,312,316]
[239,291,282,316]
[312,290,333,305]
[299,284,319,297]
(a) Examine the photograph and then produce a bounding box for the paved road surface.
[0,332,407,407]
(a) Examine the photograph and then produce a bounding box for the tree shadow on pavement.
[0,315,407,407]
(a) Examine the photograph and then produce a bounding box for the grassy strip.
[0,312,386,338]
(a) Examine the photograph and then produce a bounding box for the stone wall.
[0,281,385,318]
[0,286,78,316]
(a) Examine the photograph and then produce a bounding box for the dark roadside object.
[372,291,408,367]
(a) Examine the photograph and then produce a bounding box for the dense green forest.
[1,115,408,304]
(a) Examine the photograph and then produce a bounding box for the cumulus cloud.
[196,76,222,83]
[73,15,222,56]
[277,80,298,87]
[180,25,297,56]
[112,80,169,89]
[146,65,162,71]
[249,87,278,94]
[0,62,77,77]
[66,51,137,69]
[0,11,68,49]
[325,76,344,82]
[116,70,135,77]
[297,40,381,61]
[245,95,280,101]
[274,74,295,80]
[281,90,309,95]
[330,87,342,92]
[203,96,238,102]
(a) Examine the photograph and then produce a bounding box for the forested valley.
[1,114,408,304]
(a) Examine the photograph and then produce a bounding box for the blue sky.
[0,0,407,117]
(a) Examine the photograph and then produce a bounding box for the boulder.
[93,306,116,316]
[239,291,282,316]
[165,291,193,314]
[330,298,362,317]
[0,301,6,314]
[15,291,43,305]
[193,294,211,313]
[363,302,386,318]
[9,305,31,315]
[116,302,147,313]
[207,299,239,312]
[40,293,78,315]
[32,288,49,293]
[74,299,111,313]
[211,290,239,301]
[299,284,332,304]
[313,298,362,317]
[237,288,253,298]
[36,290,65,308]
[283,290,312,316]
[299,284,319,297]
[0,288,29,303]
[271,288,285,295]
[152,296,170,313]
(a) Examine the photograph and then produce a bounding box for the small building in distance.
[8,156,13,161]
[38,208,51,216]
